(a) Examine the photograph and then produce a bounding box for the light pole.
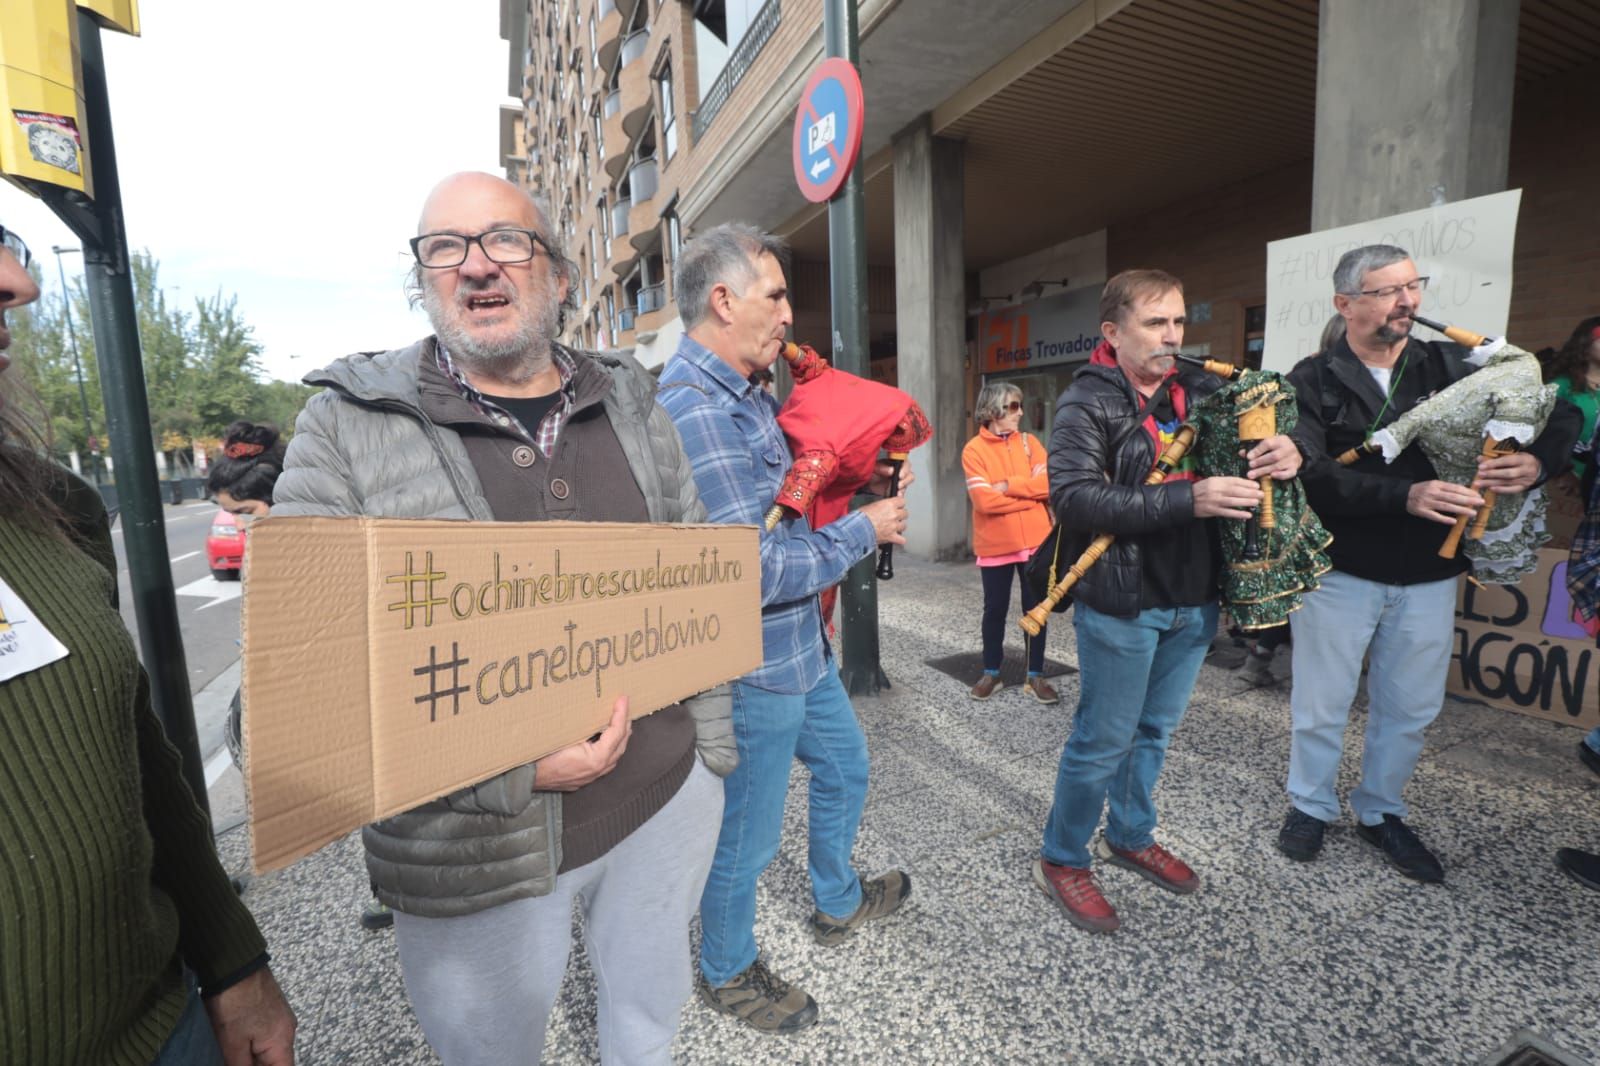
[51,246,100,484]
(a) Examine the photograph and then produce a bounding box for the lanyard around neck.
[1365,351,1409,438]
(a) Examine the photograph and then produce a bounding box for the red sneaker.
[1032,859,1120,934]
[1101,840,1200,895]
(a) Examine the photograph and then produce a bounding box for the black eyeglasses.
[410,228,554,269]
[1354,276,1429,300]
[0,225,31,270]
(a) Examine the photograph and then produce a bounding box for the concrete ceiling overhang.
[678,0,1110,236]
[778,0,1600,272]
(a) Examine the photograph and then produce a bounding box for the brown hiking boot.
[1099,838,1200,895]
[696,959,818,1034]
[1033,859,1119,934]
[969,674,1003,700]
[809,871,912,946]
[1023,676,1060,704]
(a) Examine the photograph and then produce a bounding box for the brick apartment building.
[499,0,1599,560]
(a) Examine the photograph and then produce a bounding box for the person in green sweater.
[1541,314,1600,485]
[0,224,296,1064]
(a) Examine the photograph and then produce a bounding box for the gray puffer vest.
[272,337,737,917]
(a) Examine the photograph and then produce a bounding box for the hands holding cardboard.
[535,696,633,791]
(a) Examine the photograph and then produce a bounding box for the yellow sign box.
[79,0,140,36]
[241,517,763,873]
[0,0,91,197]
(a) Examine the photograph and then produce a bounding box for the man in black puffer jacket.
[1032,269,1303,935]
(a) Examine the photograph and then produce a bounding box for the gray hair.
[675,222,789,330]
[404,189,579,333]
[974,382,1023,429]
[1332,244,1411,296]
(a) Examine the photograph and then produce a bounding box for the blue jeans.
[1041,602,1217,869]
[698,668,869,986]
[1287,570,1456,825]
[149,976,222,1066]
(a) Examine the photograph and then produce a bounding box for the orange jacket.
[963,427,1053,558]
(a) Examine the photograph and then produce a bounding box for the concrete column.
[893,116,969,561]
[1311,0,1519,229]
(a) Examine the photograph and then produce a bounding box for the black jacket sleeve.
[1288,358,1413,518]
[1527,396,1583,486]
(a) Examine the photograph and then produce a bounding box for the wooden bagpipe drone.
[1333,314,1557,584]
[1021,355,1331,635]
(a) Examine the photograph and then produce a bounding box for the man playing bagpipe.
[659,224,912,1033]
[1033,269,1302,934]
[1280,244,1581,882]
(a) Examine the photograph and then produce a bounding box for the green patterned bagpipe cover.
[1188,370,1333,631]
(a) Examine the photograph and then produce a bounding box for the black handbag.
[1022,378,1173,612]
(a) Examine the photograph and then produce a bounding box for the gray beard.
[423,285,561,385]
[1374,318,1411,345]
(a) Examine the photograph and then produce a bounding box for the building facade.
[500,0,1600,560]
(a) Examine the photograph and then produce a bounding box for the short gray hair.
[974,382,1022,429]
[675,222,789,330]
[404,189,579,333]
[1333,244,1411,296]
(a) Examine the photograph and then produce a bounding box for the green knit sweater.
[0,484,268,1065]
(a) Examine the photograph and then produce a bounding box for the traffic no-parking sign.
[792,57,864,203]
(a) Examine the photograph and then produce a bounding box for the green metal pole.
[823,0,887,694]
[67,12,209,812]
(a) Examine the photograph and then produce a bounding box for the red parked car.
[205,508,247,580]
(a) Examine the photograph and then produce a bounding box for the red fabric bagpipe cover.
[772,343,933,627]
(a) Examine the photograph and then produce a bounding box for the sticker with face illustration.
[0,576,70,683]
[13,110,82,174]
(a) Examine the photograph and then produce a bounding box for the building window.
[657,61,677,160]
[666,206,682,263]
[692,0,782,139]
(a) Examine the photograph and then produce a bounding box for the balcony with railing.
[635,281,670,333]
[626,158,660,246]
[691,0,781,141]
[616,33,652,139]
[595,0,624,72]
[602,89,630,179]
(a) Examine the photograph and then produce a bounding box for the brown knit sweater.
[0,484,268,1065]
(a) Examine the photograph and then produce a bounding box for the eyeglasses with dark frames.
[0,225,32,270]
[1005,401,1024,412]
[410,228,553,269]
[1354,276,1429,300]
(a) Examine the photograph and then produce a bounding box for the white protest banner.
[1262,190,1522,373]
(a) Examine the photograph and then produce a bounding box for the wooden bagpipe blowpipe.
[1019,423,1198,636]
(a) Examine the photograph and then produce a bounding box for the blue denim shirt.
[659,335,876,694]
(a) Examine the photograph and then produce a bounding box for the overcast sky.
[0,1,512,383]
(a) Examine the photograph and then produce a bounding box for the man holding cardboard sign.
[660,224,912,1034]
[271,172,736,1065]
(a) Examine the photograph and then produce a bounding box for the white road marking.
[171,551,200,564]
[204,746,234,787]
[174,575,243,610]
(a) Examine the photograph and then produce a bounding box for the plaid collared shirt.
[658,334,876,694]
[434,341,576,457]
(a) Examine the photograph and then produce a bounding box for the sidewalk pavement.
[212,554,1600,1065]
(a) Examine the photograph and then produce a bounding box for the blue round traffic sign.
[792,58,865,204]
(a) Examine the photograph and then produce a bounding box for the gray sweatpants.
[392,759,724,1065]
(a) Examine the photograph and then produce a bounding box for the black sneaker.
[1356,814,1444,883]
[696,959,819,1034]
[1556,848,1600,892]
[360,901,394,930]
[1276,808,1326,862]
[809,871,912,946]
[1578,741,1600,780]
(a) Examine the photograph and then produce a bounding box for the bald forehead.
[418,172,545,234]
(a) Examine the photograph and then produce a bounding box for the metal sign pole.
[821,0,886,694]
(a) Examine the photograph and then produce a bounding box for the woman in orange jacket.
[962,382,1058,703]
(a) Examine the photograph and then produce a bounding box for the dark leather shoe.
[1556,848,1600,891]
[1578,741,1600,780]
[969,674,1003,700]
[1277,808,1326,862]
[1356,815,1443,883]
[1023,676,1060,704]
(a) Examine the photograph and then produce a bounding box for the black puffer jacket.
[1288,336,1581,585]
[1047,360,1223,618]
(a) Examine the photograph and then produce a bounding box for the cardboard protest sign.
[241,517,762,873]
[1262,189,1522,373]
[1450,475,1600,731]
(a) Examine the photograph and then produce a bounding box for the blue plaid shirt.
[659,335,876,694]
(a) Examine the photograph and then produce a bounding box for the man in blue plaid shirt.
[660,223,912,1035]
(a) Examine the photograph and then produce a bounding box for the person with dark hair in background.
[1,225,297,1063]
[1542,316,1600,489]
